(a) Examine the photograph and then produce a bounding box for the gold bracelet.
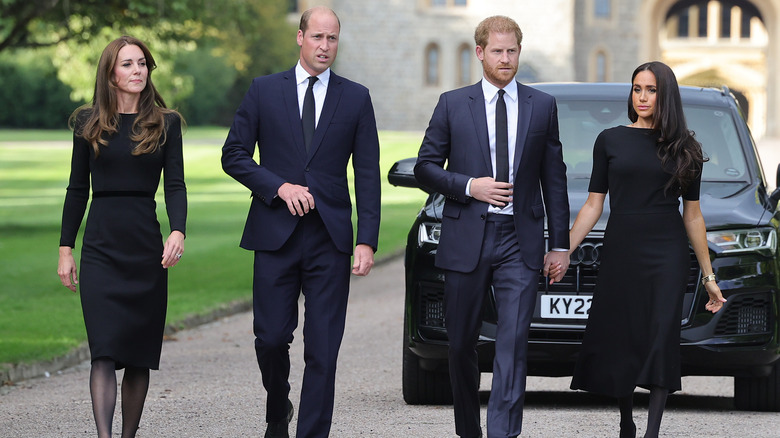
[701,273,716,285]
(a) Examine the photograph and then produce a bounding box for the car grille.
[538,237,602,292]
[714,292,772,335]
[538,238,700,295]
[418,242,701,331]
[418,281,446,328]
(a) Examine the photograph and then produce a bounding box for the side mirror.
[770,163,780,209]
[387,157,426,190]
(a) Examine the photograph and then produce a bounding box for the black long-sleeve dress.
[60,112,187,370]
[570,125,701,397]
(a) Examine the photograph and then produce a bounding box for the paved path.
[3,258,780,437]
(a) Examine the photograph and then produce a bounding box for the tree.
[0,0,192,53]
[2,0,298,126]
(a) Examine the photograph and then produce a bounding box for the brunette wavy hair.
[628,61,706,196]
[69,36,181,156]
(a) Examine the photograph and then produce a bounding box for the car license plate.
[540,295,592,319]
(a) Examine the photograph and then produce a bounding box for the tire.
[734,361,780,411]
[402,319,453,405]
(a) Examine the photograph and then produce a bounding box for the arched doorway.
[661,0,768,137]
[641,0,777,138]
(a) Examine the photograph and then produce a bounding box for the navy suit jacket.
[414,81,569,272]
[222,67,381,255]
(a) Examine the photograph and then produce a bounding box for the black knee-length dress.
[60,112,186,370]
[570,125,700,397]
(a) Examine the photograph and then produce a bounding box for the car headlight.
[418,222,441,246]
[706,228,777,255]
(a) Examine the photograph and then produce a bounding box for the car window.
[684,105,748,182]
[557,100,628,177]
[556,99,748,183]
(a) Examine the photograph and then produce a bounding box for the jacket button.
[305,167,310,172]
[480,214,486,220]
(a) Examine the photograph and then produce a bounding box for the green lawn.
[0,128,427,368]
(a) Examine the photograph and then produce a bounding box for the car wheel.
[734,361,780,412]
[402,316,453,405]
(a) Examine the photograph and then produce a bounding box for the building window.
[594,0,611,18]
[457,44,472,86]
[666,1,763,40]
[425,43,440,86]
[677,8,690,37]
[595,52,608,82]
[430,0,467,7]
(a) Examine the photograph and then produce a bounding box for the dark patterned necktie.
[302,76,318,153]
[495,89,509,183]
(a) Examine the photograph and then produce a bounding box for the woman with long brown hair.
[560,61,726,437]
[57,36,186,437]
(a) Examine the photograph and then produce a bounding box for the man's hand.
[469,177,512,207]
[543,251,570,284]
[352,244,375,276]
[277,182,315,216]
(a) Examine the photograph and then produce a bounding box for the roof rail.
[721,85,731,96]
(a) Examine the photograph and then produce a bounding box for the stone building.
[292,0,778,139]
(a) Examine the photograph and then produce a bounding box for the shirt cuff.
[466,178,473,197]
[551,248,568,252]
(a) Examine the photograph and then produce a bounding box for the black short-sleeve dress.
[569,125,701,397]
[60,112,187,370]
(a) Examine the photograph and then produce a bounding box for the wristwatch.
[701,273,717,285]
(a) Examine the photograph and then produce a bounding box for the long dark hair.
[69,36,181,156]
[628,61,706,196]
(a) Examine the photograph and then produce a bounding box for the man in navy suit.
[222,6,380,438]
[415,16,570,438]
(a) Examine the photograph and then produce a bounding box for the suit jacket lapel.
[468,82,493,176]
[282,68,308,161]
[514,82,532,173]
[307,72,343,163]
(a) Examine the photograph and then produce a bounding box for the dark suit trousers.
[445,214,538,438]
[252,210,350,438]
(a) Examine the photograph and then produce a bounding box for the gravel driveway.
[2,257,780,437]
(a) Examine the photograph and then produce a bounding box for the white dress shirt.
[295,62,330,128]
[467,78,518,215]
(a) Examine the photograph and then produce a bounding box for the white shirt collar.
[295,62,330,88]
[481,78,518,103]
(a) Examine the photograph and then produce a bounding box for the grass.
[0,127,427,368]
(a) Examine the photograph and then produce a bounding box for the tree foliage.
[0,49,74,128]
[0,0,299,126]
[0,0,194,53]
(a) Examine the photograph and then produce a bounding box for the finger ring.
[176,253,182,259]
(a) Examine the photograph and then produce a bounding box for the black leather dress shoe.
[264,400,294,438]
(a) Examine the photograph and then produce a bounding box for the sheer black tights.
[617,386,669,438]
[89,359,150,438]
[644,386,669,438]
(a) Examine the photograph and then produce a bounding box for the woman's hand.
[704,281,727,313]
[58,246,78,292]
[162,230,185,269]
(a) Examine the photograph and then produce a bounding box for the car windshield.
[558,99,749,183]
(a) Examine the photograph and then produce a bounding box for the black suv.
[388,83,780,411]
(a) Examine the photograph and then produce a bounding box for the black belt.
[92,191,155,198]
[486,213,514,222]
